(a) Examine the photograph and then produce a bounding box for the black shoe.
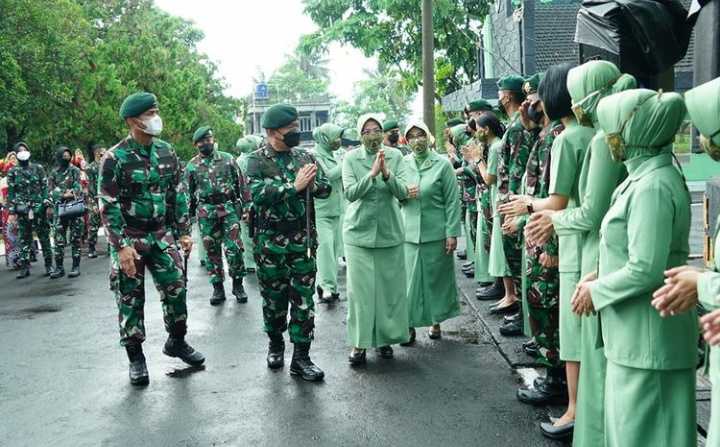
[428,327,442,340]
[16,266,30,279]
[317,285,332,304]
[289,342,324,382]
[400,327,416,346]
[232,278,248,303]
[489,301,519,315]
[500,320,522,336]
[462,261,474,270]
[44,263,53,277]
[348,349,367,366]
[88,245,97,259]
[209,282,226,305]
[464,270,475,278]
[456,250,467,260]
[330,292,340,302]
[126,344,149,386]
[376,346,394,359]
[200,259,206,267]
[540,420,574,440]
[244,267,256,274]
[516,368,568,406]
[162,337,205,366]
[477,281,494,288]
[503,311,522,325]
[476,281,505,300]
[50,266,65,279]
[523,340,540,358]
[267,337,285,369]
[68,256,81,278]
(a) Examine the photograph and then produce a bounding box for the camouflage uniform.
[245,143,331,343]
[85,160,102,249]
[497,112,536,286]
[99,136,190,346]
[524,121,564,367]
[184,150,249,284]
[6,163,53,269]
[460,159,479,256]
[48,163,84,266]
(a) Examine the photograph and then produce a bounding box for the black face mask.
[388,132,399,145]
[527,106,544,125]
[56,149,70,169]
[19,159,29,167]
[199,143,214,156]
[283,130,301,148]
[468,119,478,131]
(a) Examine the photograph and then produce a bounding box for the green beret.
[446,118,465,127]
[261,103,298,129]
[119,92,158,119]
[497,75,525,93]
[523,73,544,95]
[685,77,720,146]
[382,119,399,131]
[467,100,493,112]
[192,126,213,144]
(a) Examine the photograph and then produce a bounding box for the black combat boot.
[209,282,226,305]
[162,336,205,366]
[88,244,97,259]
[267,336,285,369]
[50,259,65,279]
[15,262,30,279]
[289,342,324,382]
[68,256,81,278]
[476,278,505,300]
[516,367,568,406]
[126,343,149,386]
[232,277,248,303]
[44,260,53,277]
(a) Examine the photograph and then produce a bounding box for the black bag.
[13,204,29,216]
[57,199,86,220]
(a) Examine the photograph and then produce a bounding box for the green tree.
[301,0,489,98]
[333,67,415,129]
[265,49,333,103]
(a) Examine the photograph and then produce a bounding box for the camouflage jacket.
[6,163,50,214]
[245,143,331,254]
[99,136,190,251]
[48,164,82,209]
[497,112,536,201]
[460,159,480,213]
[525,121,564,258]
[86,160,100,200]
[183,150,250,220]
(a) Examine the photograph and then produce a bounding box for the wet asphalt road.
[0,238,557,447]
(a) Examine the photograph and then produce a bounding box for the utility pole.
[422,0,435,135]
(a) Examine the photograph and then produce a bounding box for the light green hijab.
[685,77,720,153]
[597,88,686,163]
[567,60,637,127]
[312,123,344,153]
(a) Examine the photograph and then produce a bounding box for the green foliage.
[0,0,244,162]
[301,0,490,98]
[332,68,415,130]
[265,50,333,104]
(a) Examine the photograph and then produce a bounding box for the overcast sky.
[154,0,378,102]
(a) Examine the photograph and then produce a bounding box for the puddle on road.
[0,304,63,320]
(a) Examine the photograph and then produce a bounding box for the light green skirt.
[474,202,494,283]
[573,313,606,447]
[345,244,409,348]
[405,240,460,327]
[559,271,581,361]
[315,215,342,292]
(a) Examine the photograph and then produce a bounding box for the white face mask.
[17,151,31,162]
[142,115,163,136]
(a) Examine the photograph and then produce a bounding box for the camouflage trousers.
[198,212,245,284]
[503,231,523,290]
[255,250,316,344]
[525,249,561,368]
[86,205,101,246]
[110,237,187,346]
[17,214,52,267]
[53,216,84,263]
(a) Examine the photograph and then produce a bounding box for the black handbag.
[57,199,86,220]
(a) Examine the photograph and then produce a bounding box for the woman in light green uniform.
[343,113,411,365]
[311,123,346,303]
[235,135,263,273]
[401,120,462,341]
[524,60,635,446]
[572,89,696,447]
[652,76,720,446]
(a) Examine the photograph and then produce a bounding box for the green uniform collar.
[626,151,672,180]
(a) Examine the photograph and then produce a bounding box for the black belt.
[256,219,305,233]
[124,216,164,232]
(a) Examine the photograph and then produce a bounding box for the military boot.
[126,343,149,386]
[15,262,30,279]
[267,336,285,369]
[88,244,97,259]
[209,282,226,305]
[68,256,81,278]
[289,342,324,382]
[516,367,568,406]
[50,259,65,279]
[232,277,248,303]
[44,260,53,277]
[163,336,205,366]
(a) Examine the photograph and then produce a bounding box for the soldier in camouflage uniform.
[100,92,204,386]
[382,119,410,155]
[246,103,331,382]
[236,135,263,274]
[48,147,85,279]
[6,142,54,278]
[184,126,250,305]
[85,144,106,258]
